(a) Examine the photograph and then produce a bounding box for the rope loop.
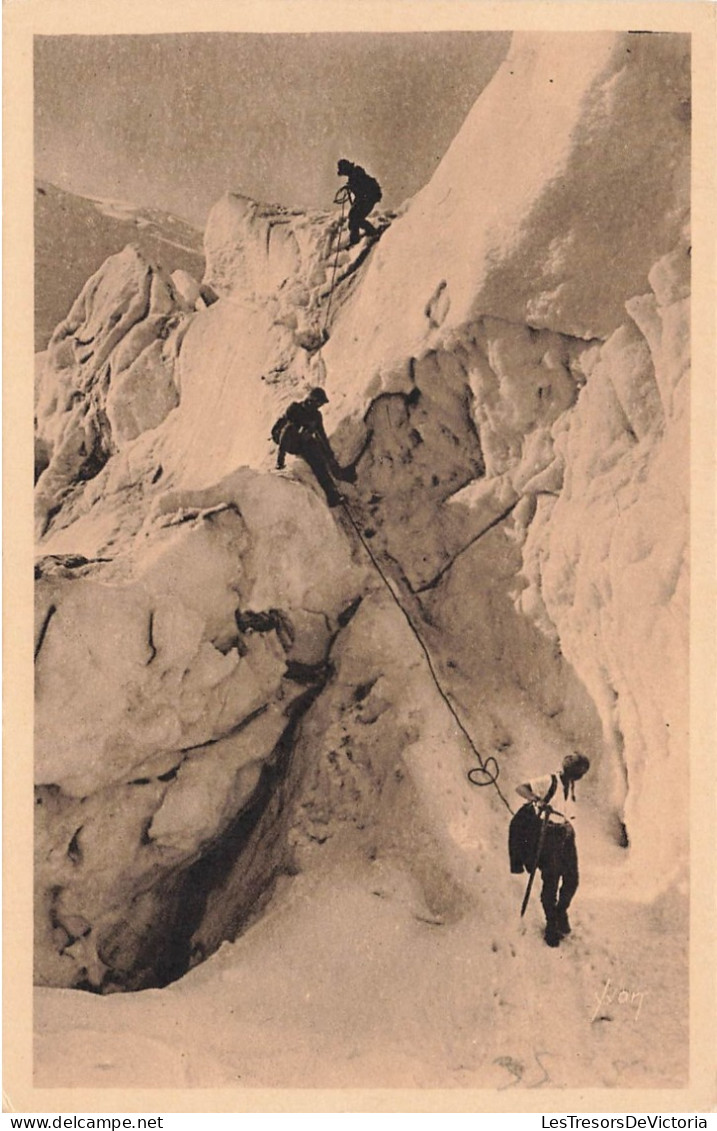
[467,756,500,789]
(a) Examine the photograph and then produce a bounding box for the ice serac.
[34,180,205,353]
[33,29,690,995]
[112,192,387,494]
[34,245,195,537]
[519,242,691,890]
[204,193,334,301]
[35,472,372,989]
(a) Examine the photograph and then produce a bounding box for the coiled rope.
[339,499,514,815]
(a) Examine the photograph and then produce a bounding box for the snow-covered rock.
[519,239,691,889]
[204,194,330,301]
[170,268,203,310]
[35,470,371,988]
[33,28,690,1016]
[34,246,195,537]
[35,180,204,353]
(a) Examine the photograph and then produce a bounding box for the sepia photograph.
[4,0,716,1115]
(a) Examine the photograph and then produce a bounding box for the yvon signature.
[592,977,647,1022]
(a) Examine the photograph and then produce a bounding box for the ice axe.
[520,806,550,917]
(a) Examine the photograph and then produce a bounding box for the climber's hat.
[562,753,590,781]
[307,387,329,406]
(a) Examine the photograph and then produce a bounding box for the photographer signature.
[592,977,647,1021]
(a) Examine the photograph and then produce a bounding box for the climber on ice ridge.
[335,159,382,247]
[271,387,356,508]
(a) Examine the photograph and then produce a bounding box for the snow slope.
[33,30,690,1090]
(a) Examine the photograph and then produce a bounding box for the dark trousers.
[300,440,344,506]
[348,198,378,245]
[509,805,579,925]
[539,822,579,925]
[295,438,355,507]
[315,439,356,484]
[280,426,356,506]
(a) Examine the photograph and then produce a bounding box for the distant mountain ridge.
[34,180,205,352]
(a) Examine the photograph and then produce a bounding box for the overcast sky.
[35,32,510,227]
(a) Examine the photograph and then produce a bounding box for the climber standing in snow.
[509,753,591,947]
[271,387,356,508]
[335,159,382,247]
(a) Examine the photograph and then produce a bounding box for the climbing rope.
[339,499,514,815]
[322,195,348,334]
[292,196,513,814]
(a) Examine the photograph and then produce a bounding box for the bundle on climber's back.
[271,388,355,508]
[271,391,327,454]
[351,165,382,205]
[270,405,295,449]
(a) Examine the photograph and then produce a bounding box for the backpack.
[508,774,559,874]
[271,413,288,445]
[366,174,382,203]
[352,166,382,204]
[271,402,312,452]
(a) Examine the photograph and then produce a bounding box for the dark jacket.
[508,774,559,874]
[272,399,330,460]
[344,165,382,206]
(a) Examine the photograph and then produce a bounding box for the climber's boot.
[544,918,562,948]
[555,908,571,937]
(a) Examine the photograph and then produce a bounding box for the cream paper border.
[4,0,716,1114]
